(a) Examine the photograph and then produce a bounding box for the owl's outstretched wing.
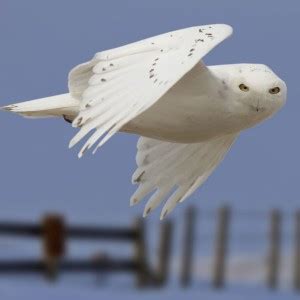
[68,24,232,157]
[132,134,238,219]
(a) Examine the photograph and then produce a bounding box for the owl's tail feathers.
[1,93,79,119]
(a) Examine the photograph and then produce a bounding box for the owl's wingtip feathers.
[212,23,233,36]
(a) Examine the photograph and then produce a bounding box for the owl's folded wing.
[68,24,233,157]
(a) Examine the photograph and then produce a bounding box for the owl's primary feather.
[132,134,237,219]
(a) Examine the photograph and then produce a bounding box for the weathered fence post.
[133,218,148,287]
[293,210,300,291]
[42,214,65,280]
[212,205,231,288]
[267,209,281,289]
[180,206,196,287]
[155,220,173,286]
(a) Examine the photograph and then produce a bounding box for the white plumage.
[133,134,237,219]
[2,24,287,219]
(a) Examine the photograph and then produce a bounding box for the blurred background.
[0,0,299,299]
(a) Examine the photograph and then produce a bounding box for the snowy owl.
[2,24,287,219]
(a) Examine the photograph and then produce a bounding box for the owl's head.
[219,64,287,127]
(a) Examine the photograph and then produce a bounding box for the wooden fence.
[0,214,172,287]
[0,207,299,291]
[178,206,300,291]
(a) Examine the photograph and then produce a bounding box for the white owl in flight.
[2,24,287,219]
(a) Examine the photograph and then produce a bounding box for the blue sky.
[0,0,299,223]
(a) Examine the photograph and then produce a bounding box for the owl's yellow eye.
[239,83,249,92]
[269,87,280,94]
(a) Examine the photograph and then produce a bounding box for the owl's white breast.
[122,63,246,143]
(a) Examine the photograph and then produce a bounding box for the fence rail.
[0,222,138,240]
[0,259,137,273]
